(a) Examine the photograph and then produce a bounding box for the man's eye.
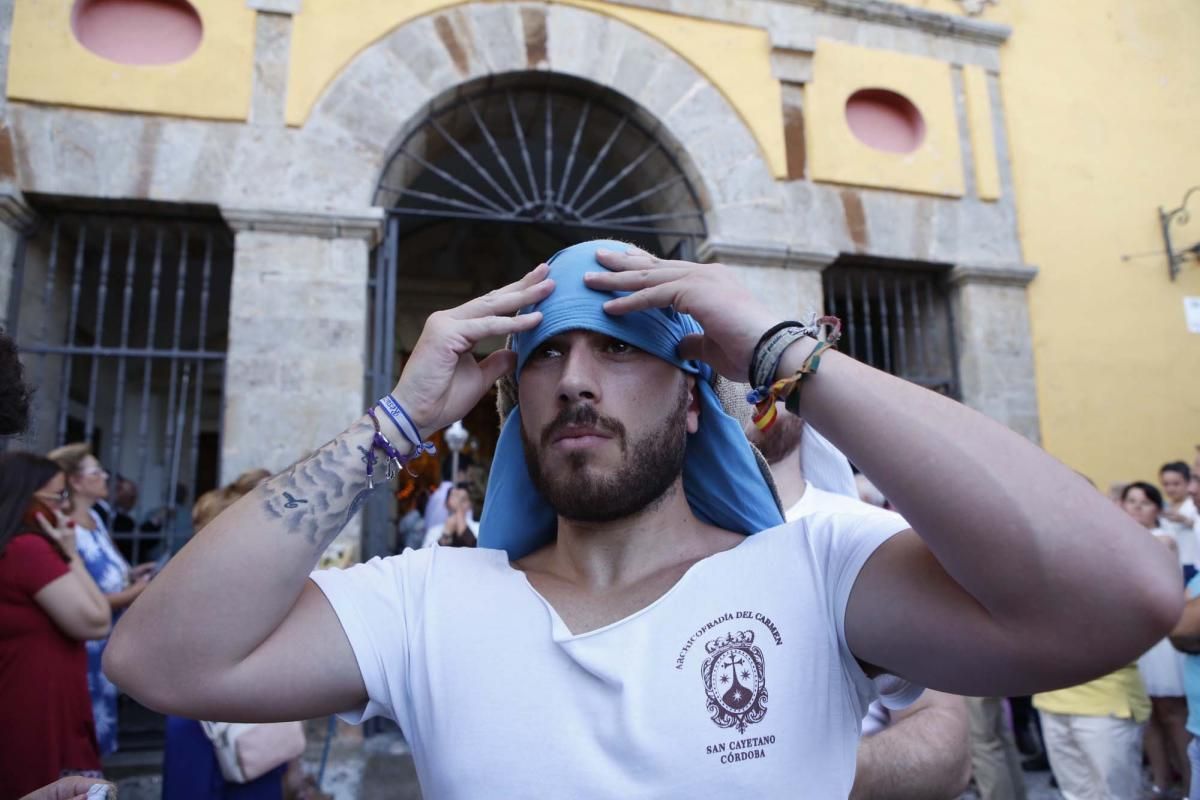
[534,345,562,359]
[606,340,631,354]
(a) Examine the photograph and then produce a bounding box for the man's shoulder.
[796,487,882,517]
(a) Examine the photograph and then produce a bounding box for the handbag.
[201,720,307,783]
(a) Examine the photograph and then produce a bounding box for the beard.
[522,383,690,523]
[747,411,804,465]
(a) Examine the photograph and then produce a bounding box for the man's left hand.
[588,248,781,381]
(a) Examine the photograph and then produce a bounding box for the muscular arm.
[850,692,971,800]
[104,421,377,721]
[104,266,553,722]
[586,251,1182,697]
[794,345,1183,695]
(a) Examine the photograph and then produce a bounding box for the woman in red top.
[0,452,112,799]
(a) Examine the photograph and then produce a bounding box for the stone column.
[220,206,384,558]
[697,239,835,322]
[0,189,36,332]
[949,263,1041,443]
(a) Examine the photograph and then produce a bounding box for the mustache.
[540,403,626,448]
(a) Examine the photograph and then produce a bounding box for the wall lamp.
[1161,186,1200,281]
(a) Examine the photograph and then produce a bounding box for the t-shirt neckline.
[505,539,748,642]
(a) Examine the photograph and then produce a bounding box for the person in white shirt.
[747,404,971,799]
[1162,461,1199,576]
[106,242,1181,799]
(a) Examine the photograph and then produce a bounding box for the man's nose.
[556,346,600,404]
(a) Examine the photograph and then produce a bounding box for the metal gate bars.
[7,204,234,562]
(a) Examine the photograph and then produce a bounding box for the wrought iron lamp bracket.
[1160,185,1200,281]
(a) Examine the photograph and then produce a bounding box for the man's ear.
[685,375,700,434]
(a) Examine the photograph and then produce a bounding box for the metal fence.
[7,203,234,562]
[823,259,960,397]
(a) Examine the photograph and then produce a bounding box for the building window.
[823,258,958,397]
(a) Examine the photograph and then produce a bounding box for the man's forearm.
[788,342,1181,670]
[850,692,971,800]
[105,417,378,699]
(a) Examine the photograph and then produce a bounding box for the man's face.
[115,479,138,510]
[518,330,698,523]
[1189,474,1200,507]
[743,404,804,466]
[1161,470,1189,504]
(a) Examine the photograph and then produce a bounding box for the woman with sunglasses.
[48,442,154,759]
[0,452,111,798]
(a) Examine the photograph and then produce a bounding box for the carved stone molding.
[948,262,1038,287]
[222,206,385,244]
[246,0,301,14]
[697,239,837,271]
[783,0,1011,46]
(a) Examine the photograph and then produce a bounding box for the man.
[747,406,971,799]
[106,242,1181,797]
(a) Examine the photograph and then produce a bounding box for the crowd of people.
[0,242,1197,800]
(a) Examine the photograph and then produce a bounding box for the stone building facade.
[1,0,1150,558]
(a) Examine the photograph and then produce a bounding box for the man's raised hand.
[392,264,554,436]
[588,248,781,381]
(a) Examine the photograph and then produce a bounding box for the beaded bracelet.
[747,315,842,431]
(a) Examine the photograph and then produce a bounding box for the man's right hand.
[392,264,553,436]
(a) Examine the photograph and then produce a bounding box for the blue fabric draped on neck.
[478,240,784,560]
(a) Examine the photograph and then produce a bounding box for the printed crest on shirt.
[700,630,768,733]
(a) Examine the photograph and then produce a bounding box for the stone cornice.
[785,0,1012,47]
[697,239,837,271]
[246,0,301,15]
[222,206,384,244]
[948,262,1038,287]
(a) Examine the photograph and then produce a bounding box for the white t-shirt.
[784,482,925,736]
[311,514,907,799]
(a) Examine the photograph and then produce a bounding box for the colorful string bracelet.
[747,315,842,431]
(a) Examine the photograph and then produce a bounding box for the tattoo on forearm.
[260,418,377,549]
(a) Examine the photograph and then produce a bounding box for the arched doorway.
[362,72,708,558]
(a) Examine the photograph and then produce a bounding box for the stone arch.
[301,2,780,228]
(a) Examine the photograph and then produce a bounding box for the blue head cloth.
[478,240,784,559]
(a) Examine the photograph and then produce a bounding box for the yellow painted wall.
[6,0,255,120]
[286,0,787,177]
[805,38,964,197]
[892,0,1200,489]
